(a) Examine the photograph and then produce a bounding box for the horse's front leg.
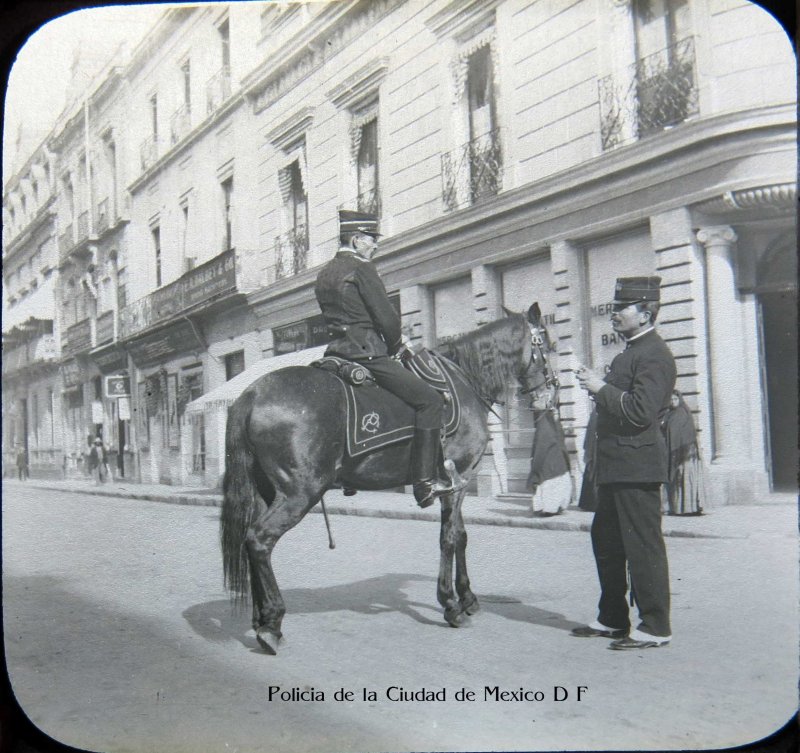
[452,488,479,616]
[437,493,465,627]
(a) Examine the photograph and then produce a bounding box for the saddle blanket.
[321,350,461,458]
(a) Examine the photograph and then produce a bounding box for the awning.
[185,345,328,414]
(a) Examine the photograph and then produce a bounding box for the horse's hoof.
[462,597,480,616]
[256,629,281,655]
[445,608,465,627]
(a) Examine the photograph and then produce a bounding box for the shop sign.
[126,320,198,366]
[92,400,104,424]
[105,375,131,398]
[273,321,309,354]
[118,397,131,421]
[151,280,184,322]
[184,249,237,308]
[308,315,332,347]
[95,310,115,346]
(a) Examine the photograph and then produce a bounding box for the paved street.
[2,484,797,753]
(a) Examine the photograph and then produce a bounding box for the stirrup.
[413,479,454,508]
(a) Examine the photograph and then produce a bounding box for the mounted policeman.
[314,210,453,508]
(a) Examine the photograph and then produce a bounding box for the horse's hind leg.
[437,493,465,627]
[452,489,479,615]
[246,493,317,654]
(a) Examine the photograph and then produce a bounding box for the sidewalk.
[6,477,796,540]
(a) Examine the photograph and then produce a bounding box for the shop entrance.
[756,239,797,491]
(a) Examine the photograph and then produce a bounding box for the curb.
[21,482,738,539]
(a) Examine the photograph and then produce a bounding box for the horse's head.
[503,303,560,411]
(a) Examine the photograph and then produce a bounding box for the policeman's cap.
[613,276,661,306]
[339,210,381,237]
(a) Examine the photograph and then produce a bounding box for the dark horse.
[220,305,556,653]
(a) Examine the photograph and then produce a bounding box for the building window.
[224,350,245,381]
[219,18,230,72]
[182,59,191,113]
[599,0,697,149]
[117,267,127,310]
[442,30,503,211]
[152,225,162,287]
[355,116,379,214]
[180,199,194,271]
[220,176,234,251]
[150,93,158,140]
[275,159,308,279]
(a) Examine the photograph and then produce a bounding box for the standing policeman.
[314,210,453,508]
[572,276,677,650]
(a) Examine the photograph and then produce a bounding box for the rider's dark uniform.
[314,210,450,507]
[314,249,443,430]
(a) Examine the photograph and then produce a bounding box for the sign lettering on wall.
[585,231,656,370]
[126,320,198,366]
[183,250,237,308]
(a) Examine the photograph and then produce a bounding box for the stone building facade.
[3,0,795,502]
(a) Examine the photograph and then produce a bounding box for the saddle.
[311,349,461,458]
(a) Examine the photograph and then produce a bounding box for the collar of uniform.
[337,247,369,262]
[624,326,656,348]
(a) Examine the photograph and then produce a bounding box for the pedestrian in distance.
[527,390,573,517]
[572,276,677,650]
[662,389,706,516]
[89,437,107,485]
[314,209,453,508]
[15,444,28,481]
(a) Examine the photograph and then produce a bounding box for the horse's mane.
[437,314,527,400]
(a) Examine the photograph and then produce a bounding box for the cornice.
[267,107,315,151]
[327,57,390,110]
[2,196,57,261]
[243,0,405,115]
[425,0,500,39]
[694,183,795,215]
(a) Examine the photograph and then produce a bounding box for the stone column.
[470,264,501,327]
[696,226,745,462]
[400,285,434,350]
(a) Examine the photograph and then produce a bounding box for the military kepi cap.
[339,209,381,237]
[613,276,662,302]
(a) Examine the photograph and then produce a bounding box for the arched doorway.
[756,236,797,491]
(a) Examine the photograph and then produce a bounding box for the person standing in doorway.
[662,389,706,516]
[572,276,677,650]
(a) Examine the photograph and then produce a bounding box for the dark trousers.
[356,356,443,430]
[591,483,671,637]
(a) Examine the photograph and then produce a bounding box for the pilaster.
[400,284,434,349]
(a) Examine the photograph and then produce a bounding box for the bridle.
[518,324,560,412]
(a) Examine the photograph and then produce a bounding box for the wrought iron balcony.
[140,135,159,172]
[274,228,309,280]
[170,104,192,145]
[356,187,381,216]
[58,223,74,264]
[206,66,232,115]
[599,37,699,151]
[441,128,503,212]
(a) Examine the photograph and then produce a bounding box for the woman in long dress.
[527,395,574,517]
[662,390,706,515]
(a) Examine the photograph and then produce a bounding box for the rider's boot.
[411,428,453,508]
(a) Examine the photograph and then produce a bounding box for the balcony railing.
[206,66,232,115]
[356,186,381,216]
[274,228,309,280]
[599,37,699,151]
[170,104,192,145]
[62,318,93,357]
[140,135,159,172]
[441,128,503,212]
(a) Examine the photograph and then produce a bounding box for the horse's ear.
[527,303,541,324]
[501,305,514,318]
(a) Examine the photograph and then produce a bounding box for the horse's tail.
[220,390,257,602]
